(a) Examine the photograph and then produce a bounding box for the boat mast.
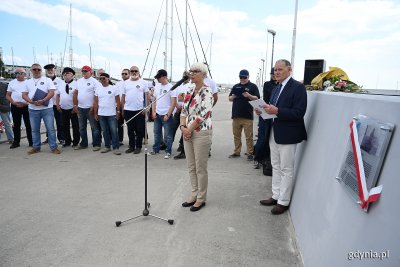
[185,0,188,70]
[68,3,73,68]
[170,0,173,81]
[164,0,168,71]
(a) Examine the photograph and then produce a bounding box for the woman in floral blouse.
[180,62,213,212]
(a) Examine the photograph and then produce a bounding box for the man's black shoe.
[10,143,20,149]
[228,153,240,158]
[125,147,134,154]
[133,148,142,154]
[260,198,277,206]
[174,152,186,159]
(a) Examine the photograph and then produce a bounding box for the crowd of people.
[0,59,307,215]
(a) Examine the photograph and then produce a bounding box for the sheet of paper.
[249,99,277,119]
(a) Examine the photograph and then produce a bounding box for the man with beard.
[122,66,150,154]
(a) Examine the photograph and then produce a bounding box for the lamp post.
[261,58,265,86]
[267,29,276,70]
[291,0,299,72]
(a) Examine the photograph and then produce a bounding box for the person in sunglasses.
[22,63,61,154]
[228,69,260,161]
[6,68,33,149]
[56,67,80,148]
[94,73,121,155]
[115,69,130,145]
[121,66,150,154]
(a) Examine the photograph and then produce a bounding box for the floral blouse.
[181,84,213,132]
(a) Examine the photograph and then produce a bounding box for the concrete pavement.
[0,93,302,267]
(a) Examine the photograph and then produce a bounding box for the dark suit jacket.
[269,77,307,144]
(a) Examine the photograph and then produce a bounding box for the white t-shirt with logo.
[23,77,55,110]
[123,79,149,111]
[95,85,118,116]
[204,76,218,94]
[171,82,195,110]
[76,77,101,108]
[51,76,63,105]
[7,79,28,103]
[58,80,77,110]
[115,80,125,101]
[154,83,173,115]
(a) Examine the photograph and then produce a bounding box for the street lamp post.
[261,58,265,86]
[267,29,276,70]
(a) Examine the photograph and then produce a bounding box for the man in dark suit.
[258,59,307,215]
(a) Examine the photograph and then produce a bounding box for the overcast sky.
[1,0,399,89]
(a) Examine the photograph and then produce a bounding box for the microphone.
[170,75,189,91]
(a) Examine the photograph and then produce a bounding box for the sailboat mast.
[170,0,173,81]
[164,0,168,70]
[68,4,73,67]
[185,0,188,70]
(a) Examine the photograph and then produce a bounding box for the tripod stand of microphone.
[115,75,188,227]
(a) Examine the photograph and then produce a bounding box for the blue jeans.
[153,114,174,154]
[78,107,101,147]
[0,111,14,142]
[29,108,57,150]
[99,115,119,150]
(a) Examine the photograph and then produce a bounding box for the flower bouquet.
[306,66,362,92]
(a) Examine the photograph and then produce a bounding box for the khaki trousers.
[232,118,254,155]
[269,129,297,206]
[183,130,212,202]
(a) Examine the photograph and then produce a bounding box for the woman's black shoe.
[190,202,206,212]
[182,201,196,207]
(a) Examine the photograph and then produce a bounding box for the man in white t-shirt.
[172,71,191,160]
[56,67,80,147]
[73,65,102,151]
[22,63,61,155]
[44,64,65,145]
[150,69,176,159]
[94,73,121,155]
[122,66,150,154]
[6,68,33,148]
[115,68,130,145]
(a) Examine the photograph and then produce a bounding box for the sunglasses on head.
[15,72,26,75]
[130,70,139,73]
[32,68,42,71]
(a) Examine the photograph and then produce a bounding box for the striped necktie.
[270,84,282,105]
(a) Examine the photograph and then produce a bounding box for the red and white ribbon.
[349,119,383,210]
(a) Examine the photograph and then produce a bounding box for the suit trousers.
[232,117,254,155]
[183,129,212,202]
[269,128,297,206]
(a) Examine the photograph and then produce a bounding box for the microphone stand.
[115,77,187,227]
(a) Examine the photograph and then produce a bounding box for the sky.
[1,0,399,89]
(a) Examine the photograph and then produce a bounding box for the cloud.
[1,0,399,89]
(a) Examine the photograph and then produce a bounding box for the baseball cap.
[239,69,249,77]
[82,65,92,72]
[62,67,75,75]
[154,69,168,79]
[44,64,56,70]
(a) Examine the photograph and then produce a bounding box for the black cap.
[62,67,75,75]
[154,69,168,79]
[100,72,110,78]
[44,64,56,70]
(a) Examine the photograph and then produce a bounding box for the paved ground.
[0,93,303,267]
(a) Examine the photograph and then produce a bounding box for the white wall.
[290,91,400,267]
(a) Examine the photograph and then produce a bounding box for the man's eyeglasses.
[99,77,107,81]
[239,76,248,79]
[121,73,129,75]
[82,70,88,73]
[130,70,139,73]
[15,72,26,75]
[32,68,42,71]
